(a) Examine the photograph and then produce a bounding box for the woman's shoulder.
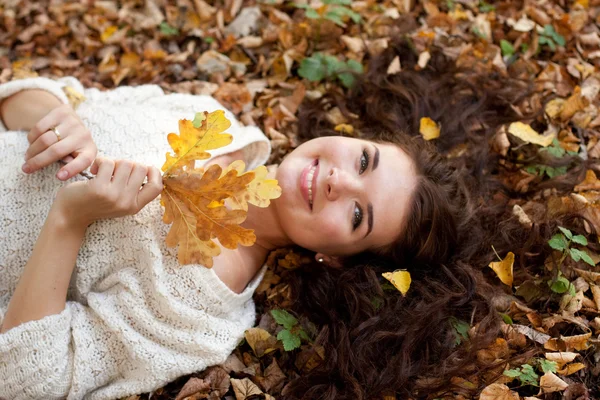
[211,245,268,294]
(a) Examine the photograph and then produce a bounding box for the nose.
[325,167,360,201]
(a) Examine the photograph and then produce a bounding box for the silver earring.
[317,258,324,263]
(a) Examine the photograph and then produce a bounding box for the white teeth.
[307,165,316,206]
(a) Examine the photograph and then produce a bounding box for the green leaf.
[520,364,540,386]
[581,250,595,266]
[500,40,515,57]
[159,22,179,36]
[337,59,363,88]
[520,43,529,53]
[552,32,566,46]
[545,166,567,178]
[328,5,361,23]
[446,0,455,10]
[571,235,588,246]
[538,359,558,373]
[479,0,496,12]
[305,8,321,19]
[271,309,298,330]
[570,248,583,262]
[450,317,470,346]
[192,112,206,128]
[277,329,302,351]
[558,226,573,240]
[503,369,521,378]
[568,282,576,296]
[544,139,567,157]
[323,54,345,76]
[297,328,310,342]
[571,248,595,266]
[500,313,513,325]
[204,36,215,44]
[298,54,327,82]
[550,276,571,294]
[548,234,567,251]
[324,0,352,4]
[539,36,556,51]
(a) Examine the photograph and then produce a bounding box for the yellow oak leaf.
[224,163,282,211]
[419,117,440,140]
[382,270,411,296]
[162,111,233,175]
[488,251,514,286]
[508,122,554,147]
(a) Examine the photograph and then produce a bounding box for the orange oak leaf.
[160,110,282,267]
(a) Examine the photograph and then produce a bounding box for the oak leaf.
[160,111,282,267]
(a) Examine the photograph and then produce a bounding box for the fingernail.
[22,164,31,173]
[57,170,68,180]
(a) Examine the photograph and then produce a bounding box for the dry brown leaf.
[544,332,592,351]
[479,383,519,400]
[545,352,579,366]
[539,371,569,393]
[244,328,278,357]
[175,377,210,400]
[230,378,263,400]
[557,362,586,376]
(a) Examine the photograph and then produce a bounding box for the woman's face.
[274,136,418,256]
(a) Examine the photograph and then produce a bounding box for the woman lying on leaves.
[0,38,588,400]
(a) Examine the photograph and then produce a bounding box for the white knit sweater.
[0,77,271,400]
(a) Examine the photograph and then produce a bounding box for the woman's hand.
[53,158,163,228]
[22,104,98,181]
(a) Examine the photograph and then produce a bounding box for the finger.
[23,136,77,174]
[138,166,163,206]
[56,151,95,181]
[25,129,60,161]
[112,160,134,187]
[124,164,148,196]
[93,158,115,183]
[27,105,69,144]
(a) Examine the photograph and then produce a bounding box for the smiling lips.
[301,159,319,210]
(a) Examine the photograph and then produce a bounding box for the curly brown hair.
[279,38,551,399]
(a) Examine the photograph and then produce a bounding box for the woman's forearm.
[0,89,63,131]
[0,207,87,333]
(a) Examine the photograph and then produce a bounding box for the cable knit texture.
[0,77,271,400]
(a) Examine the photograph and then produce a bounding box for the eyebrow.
[363,145,379,238]
[364,202,374,238]
[372,145,380,170]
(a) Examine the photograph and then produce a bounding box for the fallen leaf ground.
[2,0,600,399]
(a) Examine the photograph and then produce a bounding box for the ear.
[315,253,343,269]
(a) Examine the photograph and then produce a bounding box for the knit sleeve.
[0,264,265,400]
[0,307,74,400]
[0,76,85,132]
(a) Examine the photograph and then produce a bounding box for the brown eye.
[359,150,369,174]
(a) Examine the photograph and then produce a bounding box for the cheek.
[316,211,346,238]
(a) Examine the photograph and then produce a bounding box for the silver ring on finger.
[50,126,62,142]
